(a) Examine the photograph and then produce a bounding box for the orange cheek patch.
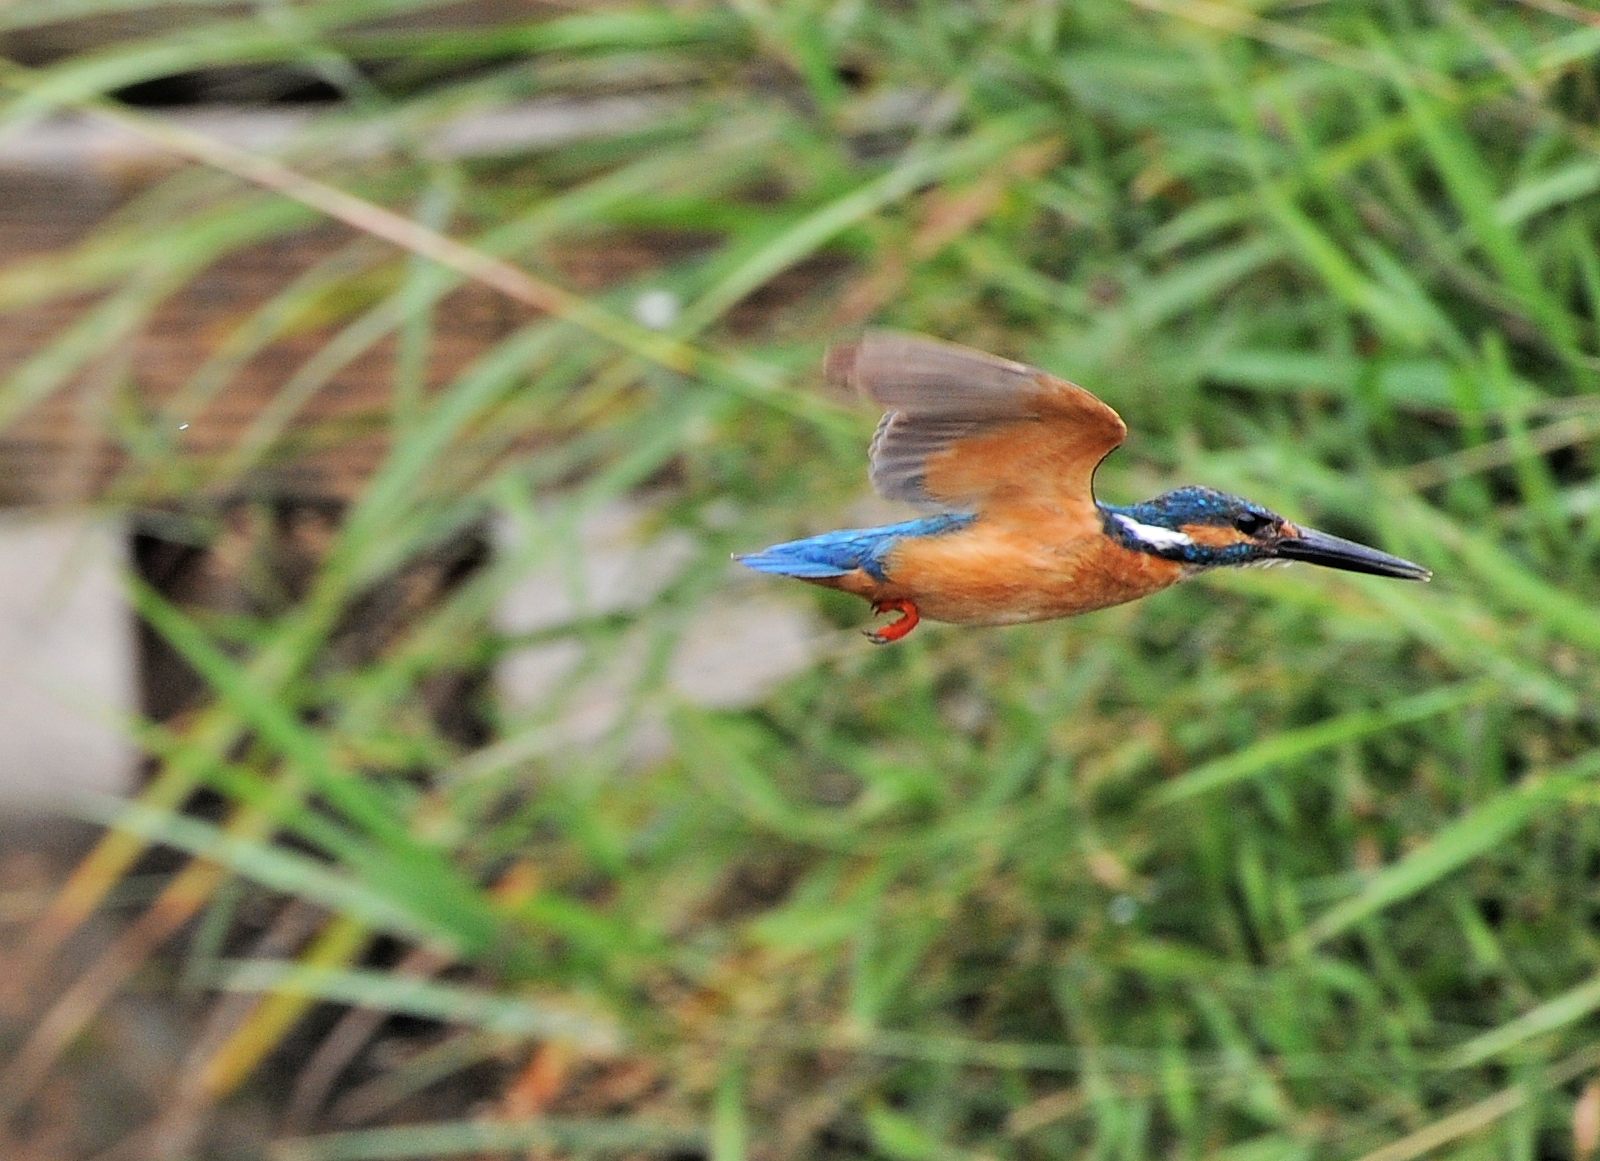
[1180,524,1249,548]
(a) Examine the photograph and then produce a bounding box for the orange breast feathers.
[829,518,1187,626]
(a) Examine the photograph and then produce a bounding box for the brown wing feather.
[827,331,1127,519]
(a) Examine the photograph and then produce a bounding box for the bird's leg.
[864,598,920,644]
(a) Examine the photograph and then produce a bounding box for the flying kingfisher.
[739,332,1431,644]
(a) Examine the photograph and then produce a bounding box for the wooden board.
[0,106,688,506]
[0,172,518,504]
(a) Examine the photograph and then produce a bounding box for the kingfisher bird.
[739,332,1431,643]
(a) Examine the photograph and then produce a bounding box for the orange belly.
[817,519,1187,625]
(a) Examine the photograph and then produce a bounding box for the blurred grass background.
[2,0,1600,1157]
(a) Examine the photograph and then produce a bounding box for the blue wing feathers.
[738,514,974,582]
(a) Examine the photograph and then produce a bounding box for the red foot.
[864,598,920,644]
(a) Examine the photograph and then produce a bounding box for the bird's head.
[1102,486,1431,580]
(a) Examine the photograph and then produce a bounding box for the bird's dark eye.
[1235,511,1271,536]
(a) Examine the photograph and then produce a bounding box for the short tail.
[735,539,855,579]
[738,516,973,582]
[736,527,890,579]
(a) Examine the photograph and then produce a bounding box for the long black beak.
[1275,526,1432,581]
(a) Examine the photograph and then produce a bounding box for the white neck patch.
[1113,513,1195,550]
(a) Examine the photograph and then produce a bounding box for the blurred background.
[0,1,1598,1157]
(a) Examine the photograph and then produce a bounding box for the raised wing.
[825,331,1127,521]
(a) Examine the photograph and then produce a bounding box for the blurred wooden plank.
[0,186,520,504]
[0,104,690,506]
[0,100,669,175]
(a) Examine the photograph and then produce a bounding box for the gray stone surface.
[0,502,821,808]
[493,500,822,752]
[0,515,136,810]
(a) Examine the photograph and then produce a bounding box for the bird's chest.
[884,522,1185,625]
